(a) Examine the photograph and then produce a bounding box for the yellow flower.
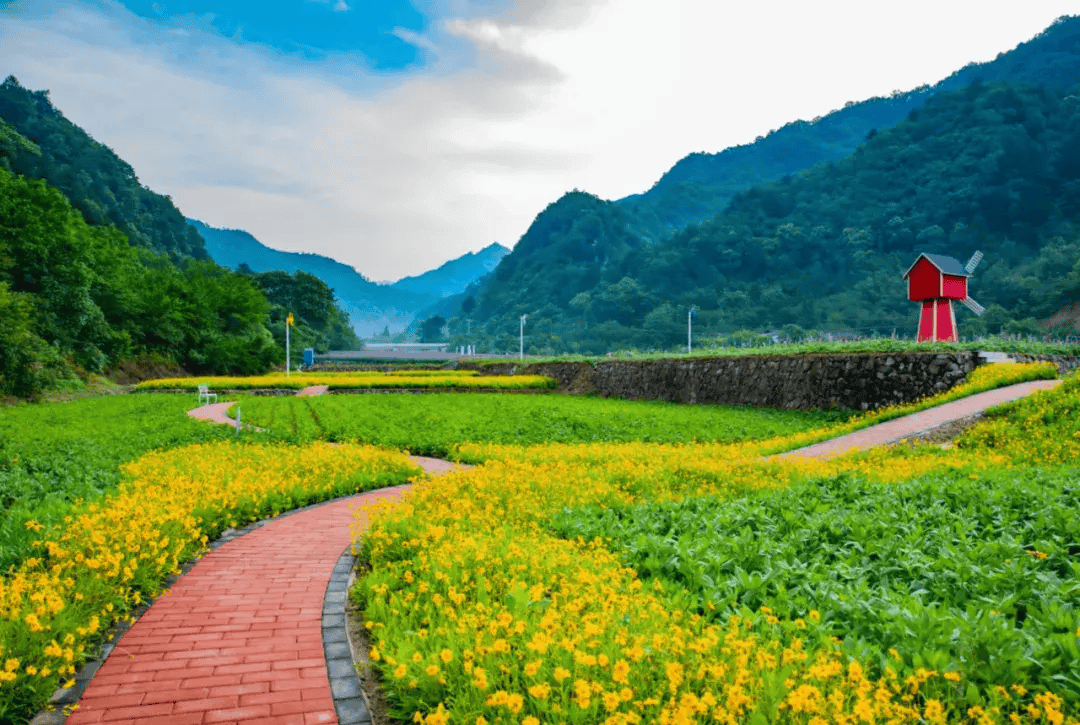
[393,664,407,679]
[439,648,453,663]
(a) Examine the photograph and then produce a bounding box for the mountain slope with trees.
[471,81,1080,354]
[390,242,509,298]
[0,76,209,260]
[0,166,279,397]
[616,15,1080,241]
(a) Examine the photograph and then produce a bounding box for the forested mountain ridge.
[0,76,210,260]
[616,14,1080,241]
[478,191,646,323]
[472,81,1080,354]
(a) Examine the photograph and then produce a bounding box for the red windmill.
[902,251,985,342]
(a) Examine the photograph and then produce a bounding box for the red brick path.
[66,487,407,725]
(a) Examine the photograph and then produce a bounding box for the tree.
[421,315,447,342]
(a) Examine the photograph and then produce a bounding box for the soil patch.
[346,595,394,725]
[891,412,986,447]
[104,358,191,384]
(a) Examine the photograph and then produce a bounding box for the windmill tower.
[902,252,985,342]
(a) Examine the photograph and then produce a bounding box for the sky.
[0,1,1076,282]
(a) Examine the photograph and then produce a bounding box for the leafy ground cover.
[353,368,1078,725]
[0,441,419,722]
[551,468,1080,704]
[135,371,556,391]
[0,395,233,572]
[472,338,1080,365]
[231,394,853,456]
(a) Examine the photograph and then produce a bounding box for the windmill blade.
[960,296,985,316]
[964,250,984,274]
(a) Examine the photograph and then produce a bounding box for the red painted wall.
[941,275,967,300]
[918,300,935,341]
[907,257,942,301]
[936,299,956,341]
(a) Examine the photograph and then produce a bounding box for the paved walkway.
[64,380,1059,722]
[775,379,1060,460]
[65,487,408,725]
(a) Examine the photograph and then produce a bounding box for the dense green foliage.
[551,467,1080,703]
[0,395,231,571]
[0,167,280,395]
[0,77,208,259]
[236,393,849,456]
[243,269,361,361]
[471,80,1080,354]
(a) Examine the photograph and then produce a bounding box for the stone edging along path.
[41,380,1061,723]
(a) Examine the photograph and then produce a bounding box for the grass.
[469,338,1080,365]
[0,394,233,571]
[229,393,854,456]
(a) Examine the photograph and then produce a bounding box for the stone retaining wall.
[463,352,989,410]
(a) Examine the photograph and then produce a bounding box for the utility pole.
[286,312,294,375]
[688,307,696,354]
[519,314,527,360]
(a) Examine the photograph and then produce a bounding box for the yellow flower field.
[0,441,418,720]
[134,371,557,391]
[354,365,1078,725]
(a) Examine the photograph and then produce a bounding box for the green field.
[552,466,1080,702]
[0,395,233,570]
[231,393,853,455]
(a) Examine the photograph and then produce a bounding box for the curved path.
[65,488,408,725]
[55,380,1060,723]
[774,379,1060,460]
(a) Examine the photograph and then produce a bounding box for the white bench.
[197,383,218,404]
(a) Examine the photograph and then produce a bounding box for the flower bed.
[0,441,418,722]
[354,368,1077,724]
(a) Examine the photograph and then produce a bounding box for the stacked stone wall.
[463,352,992,410]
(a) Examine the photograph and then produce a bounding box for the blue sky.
[1,1,1077,281]
[113,0,427,68]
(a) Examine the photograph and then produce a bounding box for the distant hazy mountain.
[391,243,509,298]
[190,219,509,337]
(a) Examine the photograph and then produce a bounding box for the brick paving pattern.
[65,488,406,725]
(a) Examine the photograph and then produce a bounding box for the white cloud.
[333,1,349,12]
[0,0,1076,280]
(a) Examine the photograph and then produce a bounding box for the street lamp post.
[286,311,294,375]
[688,307,696,354]
[520,314,527,360]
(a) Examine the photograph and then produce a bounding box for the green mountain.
[474,82,1080,352]
[0,76,209,260]
[616,15,1080,241]
[468,17,1080,354]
